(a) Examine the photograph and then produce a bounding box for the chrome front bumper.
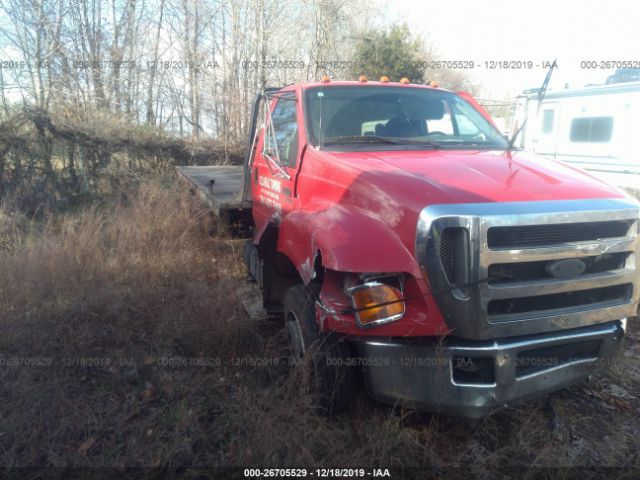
[351,320,625,418]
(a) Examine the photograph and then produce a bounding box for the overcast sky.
[379,0,639,99]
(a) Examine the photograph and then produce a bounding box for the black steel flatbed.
[176,165,251,216]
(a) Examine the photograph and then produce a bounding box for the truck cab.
[180,79,640,418]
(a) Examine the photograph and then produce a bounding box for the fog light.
[348,282,405,328]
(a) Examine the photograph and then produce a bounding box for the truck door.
[252,91,301,231]
[533,102,560,157]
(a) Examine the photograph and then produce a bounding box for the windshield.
[304,86,508,150]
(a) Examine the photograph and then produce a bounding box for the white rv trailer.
[511,81,640,195]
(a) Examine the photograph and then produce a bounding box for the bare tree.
[146,0,165,124]
[0,0,381,139]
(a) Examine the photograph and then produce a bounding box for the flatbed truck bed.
[176,165,251,216]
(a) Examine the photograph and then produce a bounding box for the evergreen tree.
[349,25,426,83]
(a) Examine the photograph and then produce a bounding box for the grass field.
[0,178,638,476]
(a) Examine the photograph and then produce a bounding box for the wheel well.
[257,224,320,312]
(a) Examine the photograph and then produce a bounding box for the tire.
[283,284,355,415]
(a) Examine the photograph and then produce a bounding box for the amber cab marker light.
[427,79,439,87]
[321,74,330,83]
[358,74,368,82]
[379,75,390,83]
[349,283,405,327]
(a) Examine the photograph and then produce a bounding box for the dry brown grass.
[0,179,639,476]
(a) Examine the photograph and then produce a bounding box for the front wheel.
[283,284,355,415]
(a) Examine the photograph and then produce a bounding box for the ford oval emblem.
[545,259,587,279]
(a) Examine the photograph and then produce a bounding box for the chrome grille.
[440,228,455,284]
[486,283,633,317]
[487,220,634,249]
[439,227,469,289]
[487,252,630,285]
[416,198,640,340]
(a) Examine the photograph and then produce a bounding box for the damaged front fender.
[277,204,422,284]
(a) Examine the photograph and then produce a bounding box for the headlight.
[347,281,405,328]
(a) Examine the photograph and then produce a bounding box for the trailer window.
[570,117,613,142]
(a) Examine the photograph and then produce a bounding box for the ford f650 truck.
[178,79,640,418]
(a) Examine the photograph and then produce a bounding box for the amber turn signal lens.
[350,284,405,327]
[399,77,410,85]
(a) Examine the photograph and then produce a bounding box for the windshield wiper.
[436,140,507,148]
[323,135,441,148]
[323,135,405,145]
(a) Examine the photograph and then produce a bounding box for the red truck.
[178,78,640,418]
